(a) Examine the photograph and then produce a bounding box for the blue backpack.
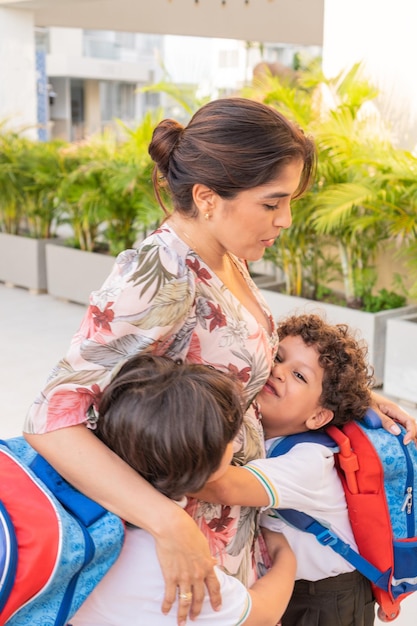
[267,409,417,622]
[0,437,125,626]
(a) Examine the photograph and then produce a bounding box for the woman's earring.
[204,212,210,220]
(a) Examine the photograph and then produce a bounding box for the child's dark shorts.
[281,569,375,626]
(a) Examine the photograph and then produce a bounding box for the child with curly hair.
[195,313,376,626]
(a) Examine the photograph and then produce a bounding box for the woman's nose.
[273,201,292,230]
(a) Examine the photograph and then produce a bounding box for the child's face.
[257,335,327,439]
[206,442,234,483]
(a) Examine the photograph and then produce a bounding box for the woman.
[24,97,415,624]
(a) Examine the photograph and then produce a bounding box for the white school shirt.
[244,438,358,581]
[70,500,251,626]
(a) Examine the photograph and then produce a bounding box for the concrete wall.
[0,7,37,138]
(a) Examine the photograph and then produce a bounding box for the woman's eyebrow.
[262,190,291,199]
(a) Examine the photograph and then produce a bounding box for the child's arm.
[191,465,274,507]
[244,529,296,626]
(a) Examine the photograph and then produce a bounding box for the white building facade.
[31,25,320,141]
[1,0,416,149]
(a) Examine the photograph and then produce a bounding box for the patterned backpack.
[267,408,417,622]
[0,437,124,626]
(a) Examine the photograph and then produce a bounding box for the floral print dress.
[24,224,278,586]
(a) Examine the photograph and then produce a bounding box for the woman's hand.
[371,390,417,445]
[155,508,221,626]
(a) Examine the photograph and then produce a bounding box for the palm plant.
[372,149,417,299]
[245,62,415,309]
[0,128,30,235]
[57,137,113,252]
[56,112,164,255]
[140,75,209,119]
[0,126,64,239]
[102,113,164,256]
[263,188,341,299]
[20,139,65,239]
[310,109,391,306]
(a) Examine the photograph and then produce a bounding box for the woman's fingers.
[371,391,417,445]
[156,514,221,625]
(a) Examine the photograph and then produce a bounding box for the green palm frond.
[312,183,377,233]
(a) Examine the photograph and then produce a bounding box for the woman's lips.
[261,238,276,248]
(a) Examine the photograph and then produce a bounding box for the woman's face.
[211,159,304,262]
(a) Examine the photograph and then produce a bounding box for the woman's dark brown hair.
[148,96,316,216]
[277,313,375,426]
[95,354,243,500]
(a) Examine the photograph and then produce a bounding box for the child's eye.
[294,371,307,383]
[264,203,279,211]
[274,353,283,363]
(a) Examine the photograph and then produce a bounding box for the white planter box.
[383,315,417,404]
[46,242,116,306]
[260,289,417,386]
[0,232,48,293]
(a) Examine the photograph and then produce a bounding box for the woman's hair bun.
[148,118,184,177]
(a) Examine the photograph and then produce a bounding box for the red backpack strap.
[326,425,360,494]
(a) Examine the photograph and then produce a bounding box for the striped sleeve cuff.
[236,593,252,625]
[242,464,279,509]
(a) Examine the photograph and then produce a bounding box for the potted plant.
[0,128,63,293]
[383,313,417,404]
[377,148,417,402]
[246,63,417,383]
[46,114,164,305]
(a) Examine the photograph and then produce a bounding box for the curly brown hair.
[277,313,375,426]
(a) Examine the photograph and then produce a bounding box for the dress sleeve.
[24,239,196,434]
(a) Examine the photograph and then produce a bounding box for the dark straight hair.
[148,96,316,216]
[95,354,243,500]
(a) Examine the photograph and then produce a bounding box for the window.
[100,81,136,122]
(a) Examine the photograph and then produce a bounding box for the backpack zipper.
[398,438,414,536]
[54,518,95,626]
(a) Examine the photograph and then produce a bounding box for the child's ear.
[306,407,334,431]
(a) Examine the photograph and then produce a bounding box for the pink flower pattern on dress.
[90,302,114,332]
[204,301,227,332]
[47,384,102,430]
[186,257,212,285]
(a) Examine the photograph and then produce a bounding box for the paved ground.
[1,282,417,624]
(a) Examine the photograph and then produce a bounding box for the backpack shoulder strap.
[275,508,388,587]
[0,438,108,527]
[266,421,389,588]
[267,431,338,459]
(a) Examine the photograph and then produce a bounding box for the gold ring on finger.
[178,591,192,603]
